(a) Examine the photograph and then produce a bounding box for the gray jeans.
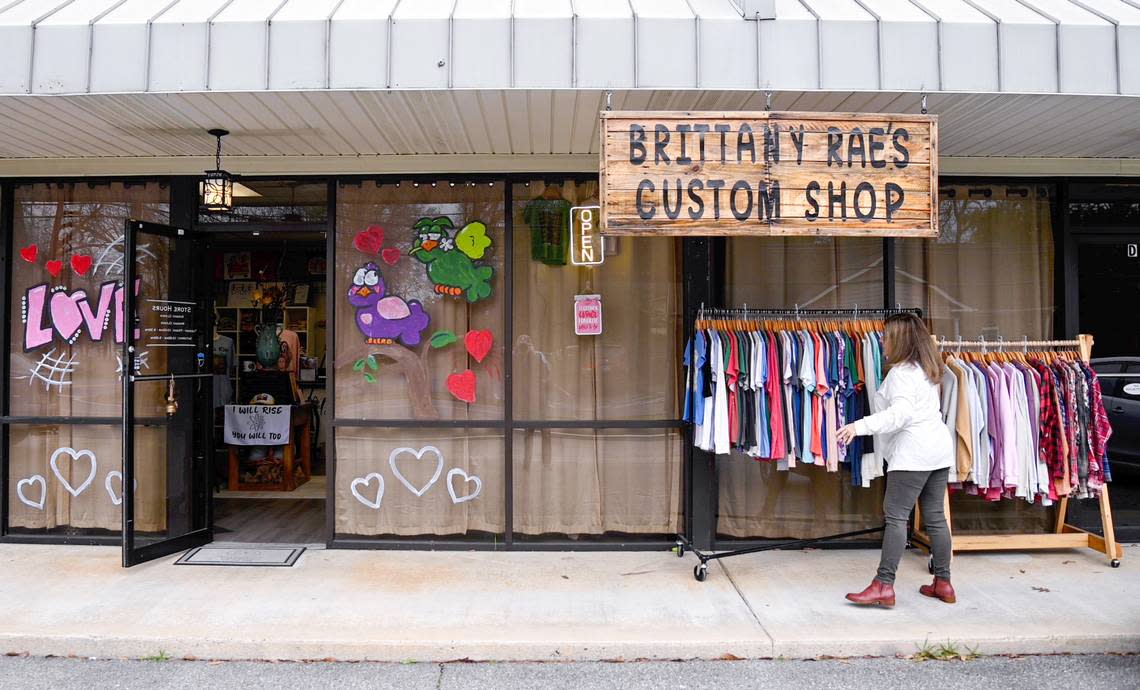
[877,467,951,585]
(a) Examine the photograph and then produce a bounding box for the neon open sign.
[570,205,605,266]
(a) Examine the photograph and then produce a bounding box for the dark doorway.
[205,231,329,544]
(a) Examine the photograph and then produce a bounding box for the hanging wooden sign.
[599,111,938,237]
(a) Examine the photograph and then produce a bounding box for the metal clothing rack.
[912,333,1122,568]
[676,306,921,582]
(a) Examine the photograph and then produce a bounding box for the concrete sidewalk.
[0,543,1137,662]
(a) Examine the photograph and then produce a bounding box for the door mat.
[175,545,305,567]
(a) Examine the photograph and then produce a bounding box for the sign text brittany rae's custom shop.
[599,111,938,237]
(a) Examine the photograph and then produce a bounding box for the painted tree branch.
[344,342,439,419]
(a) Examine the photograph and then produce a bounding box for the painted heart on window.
[353,225,385,256]
[380,247,401,266]
[45,260,63,278]
[104,471,137,506]
[50,447,97,497]
[388,446,444,497]
[16,475,46,510]
[446,370,477,404]
[350,472,385,509]
[70,255,92,276]
[19,245,38,263]
[49,290,86,342]
[464,329,493,363]
[446,468,482,504]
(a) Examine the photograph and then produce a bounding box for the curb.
[2,634,1138,662]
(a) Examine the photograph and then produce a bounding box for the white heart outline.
[388,446,444,498]
[446,468,482,504]
[50,447,97,497]
[104,471,136,506]
[16,475,46,510]
[350,472,385,509]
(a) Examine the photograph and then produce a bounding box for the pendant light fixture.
[200,128,234,213]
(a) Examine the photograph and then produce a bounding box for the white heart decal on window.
[16,475,47,510]
[388,446,444,497]
[104,471,137,506]
[350,472,385,509]
[50,447,97,497]
[447,468,482,504]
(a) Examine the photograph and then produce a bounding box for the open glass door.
[121,220,213,566]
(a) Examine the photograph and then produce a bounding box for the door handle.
[1112,406,1125,414]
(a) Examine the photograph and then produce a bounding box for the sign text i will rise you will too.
[599,111,938,237]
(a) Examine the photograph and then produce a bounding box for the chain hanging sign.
[599,111,938,237]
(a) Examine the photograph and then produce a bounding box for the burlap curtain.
[510,180,682,537]
[720,237,886,539]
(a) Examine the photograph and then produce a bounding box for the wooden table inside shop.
[227,404,312,492]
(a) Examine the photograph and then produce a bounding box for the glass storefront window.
[197,180,328,225]
[512,427,683,539]
[334,427,504,539]
[719,237,886,540]
[897,183,1055,340]
[334,181,505,421]
[900,183,1057,534]
[8,182,171,417]
[727,237,886,308]
[6,182,171,537]
[511,179,682,421]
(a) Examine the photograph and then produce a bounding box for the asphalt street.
[0,654,1136,690]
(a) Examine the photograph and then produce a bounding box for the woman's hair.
[883,312,942,384]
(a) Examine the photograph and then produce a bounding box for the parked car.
[1091,358,1140,471]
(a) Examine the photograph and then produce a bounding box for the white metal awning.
[1,0,1138,96]
[2,89,1140,177]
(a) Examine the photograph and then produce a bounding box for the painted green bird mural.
[409,217,495,303]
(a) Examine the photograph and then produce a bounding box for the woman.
[836,312,955,608]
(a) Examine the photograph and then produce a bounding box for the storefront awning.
[1,0,1138,96]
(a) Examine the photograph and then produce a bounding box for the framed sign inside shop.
[599,110,938,237]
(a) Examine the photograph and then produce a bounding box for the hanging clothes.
[684,315,889,486]
[938,350,1113,503]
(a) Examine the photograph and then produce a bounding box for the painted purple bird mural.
[348,262,430,346]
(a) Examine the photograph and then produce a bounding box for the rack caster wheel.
[674,542,686,558]
[1111,559,1121,568]
[694,563,708,582]
[928,556,935,575]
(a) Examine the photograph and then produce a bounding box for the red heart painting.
[381,247,401,266]
[353,225,385,255]
[70,255,92,276]
[464,329,493,363]
[19,245,38,263]
[45,260,63,278]
[446,370,477,404]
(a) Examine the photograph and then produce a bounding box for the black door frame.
[121,219,214,566]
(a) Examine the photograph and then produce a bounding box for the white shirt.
[853,362,954,473]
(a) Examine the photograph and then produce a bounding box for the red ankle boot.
[919,577,956,604]
[845,579,896,607]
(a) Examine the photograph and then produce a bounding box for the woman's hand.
[836,423,858,445]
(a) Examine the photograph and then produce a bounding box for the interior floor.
[213,492,326,544]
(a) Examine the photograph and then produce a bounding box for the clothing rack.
[696,305,922,320]
[912,333,1122,568]
[676,306,921,582]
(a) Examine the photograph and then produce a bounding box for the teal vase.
[255,324,281,367]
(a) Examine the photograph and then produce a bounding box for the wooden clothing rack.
[913,333,1122,568]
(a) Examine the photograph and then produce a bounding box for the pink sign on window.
[574,294,602,336]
